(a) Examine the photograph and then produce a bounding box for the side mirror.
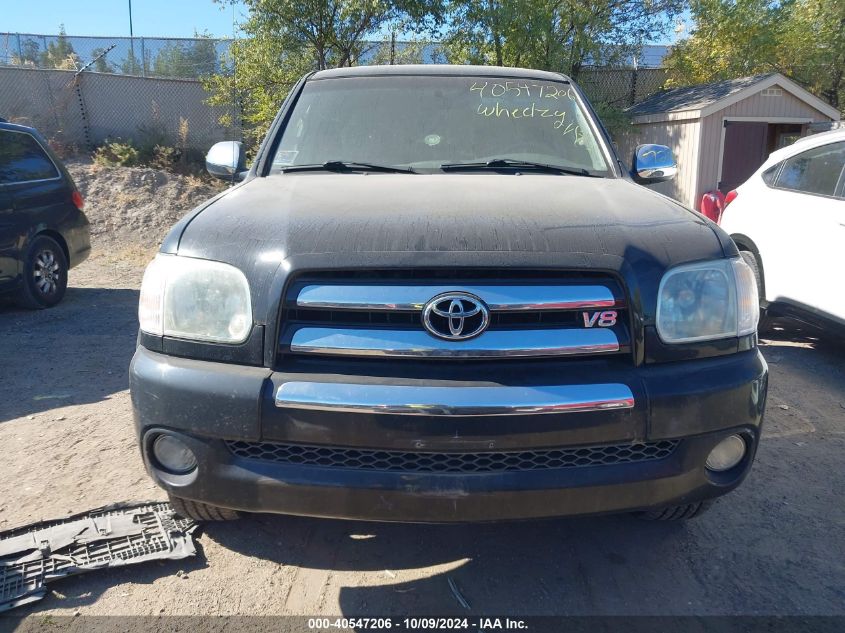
[206,141,247,181]
[632,144,677,184]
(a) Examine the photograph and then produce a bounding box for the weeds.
[93,141,141,167]
[93,111,207,177]
[93,135,206,176]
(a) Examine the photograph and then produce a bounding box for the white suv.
[719,129,845,330]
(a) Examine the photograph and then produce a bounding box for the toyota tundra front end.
[130,65,768,523]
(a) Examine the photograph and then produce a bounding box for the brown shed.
[618,73,840,210]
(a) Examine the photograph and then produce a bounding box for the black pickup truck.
[130,65,768,523]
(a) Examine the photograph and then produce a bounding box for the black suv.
[0,122,90,308]
[130,66,768,523]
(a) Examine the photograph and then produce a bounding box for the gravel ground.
[0,166,844,617]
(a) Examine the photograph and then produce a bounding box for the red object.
[71,190,84,210]
[724,189,738,207]
[699,190,726,224]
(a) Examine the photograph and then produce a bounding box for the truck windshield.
[271,75,613,176]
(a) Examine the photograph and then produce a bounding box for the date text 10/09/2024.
[307,617,529,630]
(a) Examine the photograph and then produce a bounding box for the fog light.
[152,434,197,474]
[706,435,746,472]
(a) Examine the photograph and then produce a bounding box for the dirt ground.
[0,165,844,617]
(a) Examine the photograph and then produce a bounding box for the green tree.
[90,47,115,73]
[11,38,41,66]
[778,0,845,109]
[40,25,80,69]
[367,34,432,64]
[121,47,144,75]
[204,0,443,146]
[664,0,782,83]
[153,33,218,78]
[665,0,844,109]
[443,0,683,79]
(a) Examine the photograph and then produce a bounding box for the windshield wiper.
[440,159,598,177]
[281,161,416,174]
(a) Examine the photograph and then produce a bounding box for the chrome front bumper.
[131,346,768,521]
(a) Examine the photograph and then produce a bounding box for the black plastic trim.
[643,326,756,363]
[137,326,265,366]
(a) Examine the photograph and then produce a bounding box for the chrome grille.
[226,440,678,473]
[279,271,629,361]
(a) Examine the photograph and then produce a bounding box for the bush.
[92,138,207,178]
[136,121,170,162]
[93,141,141,167]
[149,144,181,170]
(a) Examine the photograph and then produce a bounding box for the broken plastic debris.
[0,502,197,612]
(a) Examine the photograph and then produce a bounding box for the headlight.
[139,254,252,343]
[656,258,758,343]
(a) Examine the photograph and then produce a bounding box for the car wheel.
[636,500,712,521]
[739,250,771,334]
[17,235,68,309]
[168,494,241,521]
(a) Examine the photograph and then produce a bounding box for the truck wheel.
[168,495,241,521]
[739,250,771,334]
[636,500,712,521]
[17,235,68,309]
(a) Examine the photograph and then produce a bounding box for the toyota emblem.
[422,292,490,340]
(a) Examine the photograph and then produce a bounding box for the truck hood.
[177,173,723,261]
[170,173,728,322]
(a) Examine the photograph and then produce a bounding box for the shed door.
[719,121,768,193]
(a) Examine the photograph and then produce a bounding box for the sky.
[1,0,686,43]
[1,0,248,38]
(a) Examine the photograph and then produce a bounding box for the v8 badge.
[583,310,617,328]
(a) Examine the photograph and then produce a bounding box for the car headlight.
[139,254,252,343]
[656,258,759,343]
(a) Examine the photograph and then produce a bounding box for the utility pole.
[128,0,136,74]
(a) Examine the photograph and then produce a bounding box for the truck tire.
[17,235,68,309]
[636,500,712,521]
[168,495,241,521]
[739,250,771,334]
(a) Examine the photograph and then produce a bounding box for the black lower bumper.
[130,347,768,522]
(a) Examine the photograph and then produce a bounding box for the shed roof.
[627,73,840,123]
[628,74,774,116]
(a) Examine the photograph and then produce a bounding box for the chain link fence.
[0,31,668,156]
[579,67,668,109]
[0,32,232,78]
[0,66,240,153]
